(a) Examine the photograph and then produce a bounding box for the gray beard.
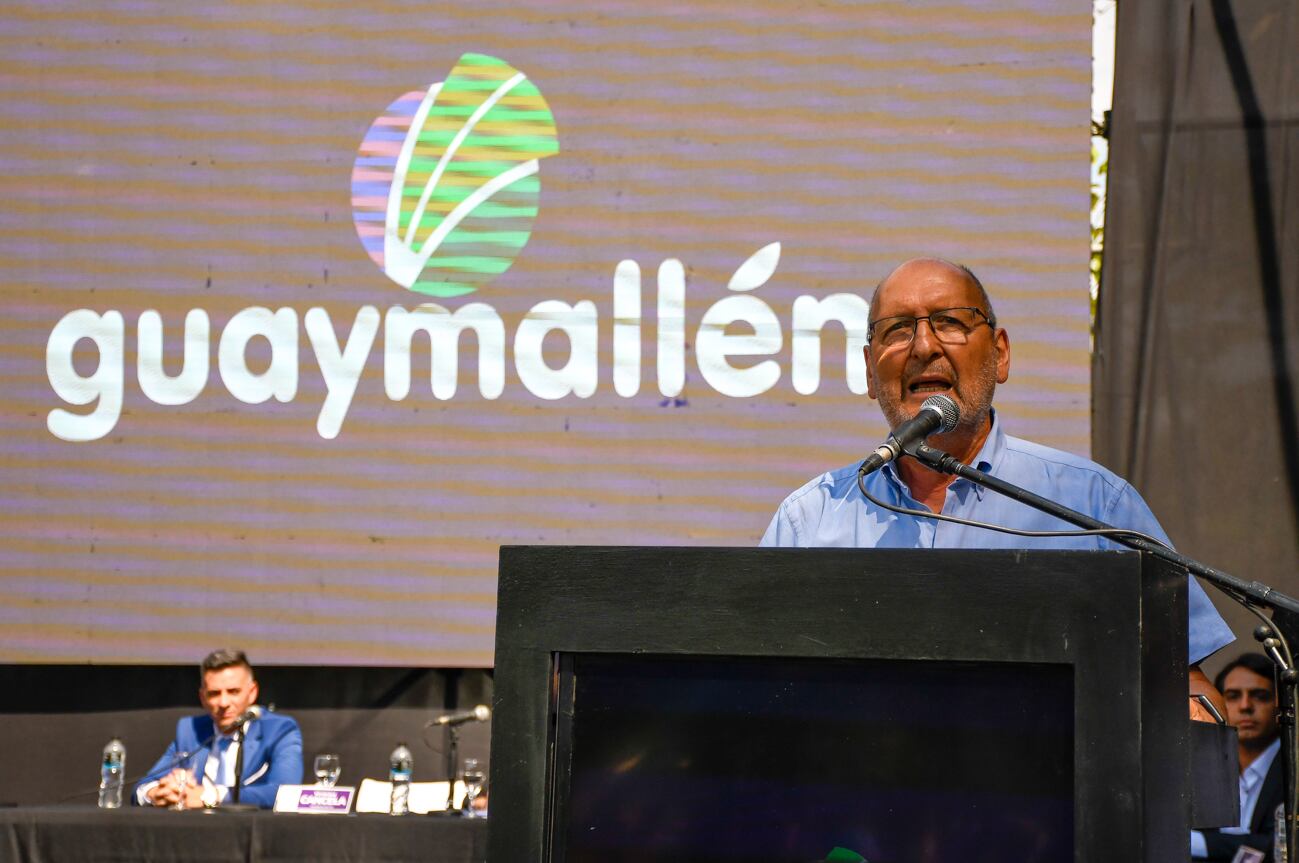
[876,355,998,437]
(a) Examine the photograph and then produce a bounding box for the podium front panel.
[488,547,1189,863]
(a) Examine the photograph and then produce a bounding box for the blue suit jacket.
[133,712,303,809]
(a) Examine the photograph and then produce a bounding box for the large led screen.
[0,1,1092,665]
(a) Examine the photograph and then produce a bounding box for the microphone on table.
[858,394,961,478]
[427,705,492,727]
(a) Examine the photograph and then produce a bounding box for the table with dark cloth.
[0,806,488,863]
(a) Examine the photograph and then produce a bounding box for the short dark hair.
[868,258,997,328]
[200,648,253,684]
[1213,652,1275,692]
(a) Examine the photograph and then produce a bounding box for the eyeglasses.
[867,307,995,348]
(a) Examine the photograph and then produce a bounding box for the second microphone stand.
[443,724,461,814]
[217,718,259,812]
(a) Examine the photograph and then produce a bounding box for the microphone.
[858,394,960,478]
[429,705,491,727]
[232,705,264,727]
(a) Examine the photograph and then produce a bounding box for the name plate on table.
[355,779,466,814]
[273,785,356,814]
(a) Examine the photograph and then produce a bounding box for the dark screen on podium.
[554,654,1073,863]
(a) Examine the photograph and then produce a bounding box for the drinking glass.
[173,767,195,811]
[461,758,486,818]
[314,753,341,787]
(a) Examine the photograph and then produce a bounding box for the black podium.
[487,547,1196,863]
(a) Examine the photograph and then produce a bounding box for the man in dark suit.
[1192,653,1284,860]
[133,648,302,809]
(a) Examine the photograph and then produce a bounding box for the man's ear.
[994,328,1010,384]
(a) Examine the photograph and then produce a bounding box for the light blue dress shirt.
[760,412,1234,664]
[1190,736,1281,857]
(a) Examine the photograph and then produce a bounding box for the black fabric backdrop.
[1096,0,1299,665]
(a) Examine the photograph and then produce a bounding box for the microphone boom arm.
[908,441,1299,614]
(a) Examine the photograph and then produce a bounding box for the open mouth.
[907,378,953,395]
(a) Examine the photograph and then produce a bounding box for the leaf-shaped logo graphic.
[727,242,781,292]
[351,54,559,297]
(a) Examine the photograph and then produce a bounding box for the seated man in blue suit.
[134,648,303,809]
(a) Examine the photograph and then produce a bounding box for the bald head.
[869,258,995,327]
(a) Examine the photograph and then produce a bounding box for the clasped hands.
[144,768,205,809]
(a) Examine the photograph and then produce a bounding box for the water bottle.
[389,742,412,816]
[97,738,126,809]
[1276,803,1289,863]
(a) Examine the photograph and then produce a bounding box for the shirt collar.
[880,409,1004,501]
[973,409,1004,474]
[1244,737,1282,788]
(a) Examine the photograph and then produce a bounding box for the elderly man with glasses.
[761,257,1234,714]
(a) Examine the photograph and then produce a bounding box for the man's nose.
[909,317,942,355]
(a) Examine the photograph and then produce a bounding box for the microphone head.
[432,704,493,725]
[920,394,960,433]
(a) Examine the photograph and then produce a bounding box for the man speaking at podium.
[134,648,303,809]
[761,258,1234,706]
